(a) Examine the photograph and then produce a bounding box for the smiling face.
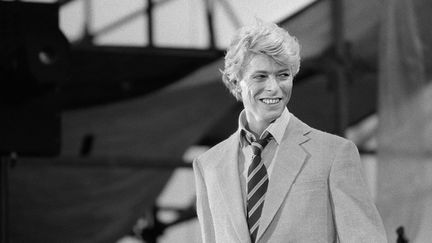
[238,53,293,134]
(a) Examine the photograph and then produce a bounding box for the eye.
[253,74,267,81]
[278,72,291,79]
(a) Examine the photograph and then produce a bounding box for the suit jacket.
[193,115,387,243]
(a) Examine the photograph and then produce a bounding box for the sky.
[51,0,315,48]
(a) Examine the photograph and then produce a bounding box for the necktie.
[247,135,271,243]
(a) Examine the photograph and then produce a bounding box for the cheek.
[281,81,293,95]
[241,83,259,99]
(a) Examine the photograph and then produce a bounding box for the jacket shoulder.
[306,126,358,157]
[194,132,237,167]
[291,115,353,147]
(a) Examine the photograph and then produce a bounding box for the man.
[193,21,387,243]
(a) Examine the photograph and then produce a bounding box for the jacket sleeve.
[329,140,388,243]
[193,158,216,243]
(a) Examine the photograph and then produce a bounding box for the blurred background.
[0,0,431,242]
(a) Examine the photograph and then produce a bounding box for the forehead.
[243,53,288,74]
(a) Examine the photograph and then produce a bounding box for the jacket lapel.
[214,132,252,243]
[257,116,312,241]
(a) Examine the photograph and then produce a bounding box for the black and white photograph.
[1,0,431,242]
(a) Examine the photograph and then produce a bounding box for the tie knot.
[251,135,271,156]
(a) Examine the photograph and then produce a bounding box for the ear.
[230,78,242,100]
[233,81,242,93]
[234,85,242,101]
[234,92,242,101]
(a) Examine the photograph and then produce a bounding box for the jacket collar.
[257,115,312,241]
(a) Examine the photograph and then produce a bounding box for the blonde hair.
[221,21,301,100]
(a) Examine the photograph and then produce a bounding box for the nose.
[265,75,279,92]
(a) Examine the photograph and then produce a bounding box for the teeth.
[261,98,280,104]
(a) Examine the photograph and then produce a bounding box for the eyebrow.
[251,68,290,74]
[277,68,291,73]
[251,70,268,74]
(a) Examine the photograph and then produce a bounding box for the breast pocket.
[290,178,327,194]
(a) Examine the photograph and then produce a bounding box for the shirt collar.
[238,107,291,146]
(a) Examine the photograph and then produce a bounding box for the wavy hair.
[221,21,301,100]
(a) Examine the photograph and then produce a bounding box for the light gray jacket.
[193,115,387,243]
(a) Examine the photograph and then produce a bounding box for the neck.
[246,119,270,138]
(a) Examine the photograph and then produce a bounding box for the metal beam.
[77,0,173,41]
[218,0,242,29]
[331,0,349,136]
[204,0,216,49]
[147,0,154,47]
[79,0,94,45]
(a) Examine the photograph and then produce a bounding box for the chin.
[262,111,283,123]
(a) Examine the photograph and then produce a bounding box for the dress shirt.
[237,107,291,210]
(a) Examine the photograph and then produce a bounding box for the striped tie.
[247,135,271,243]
